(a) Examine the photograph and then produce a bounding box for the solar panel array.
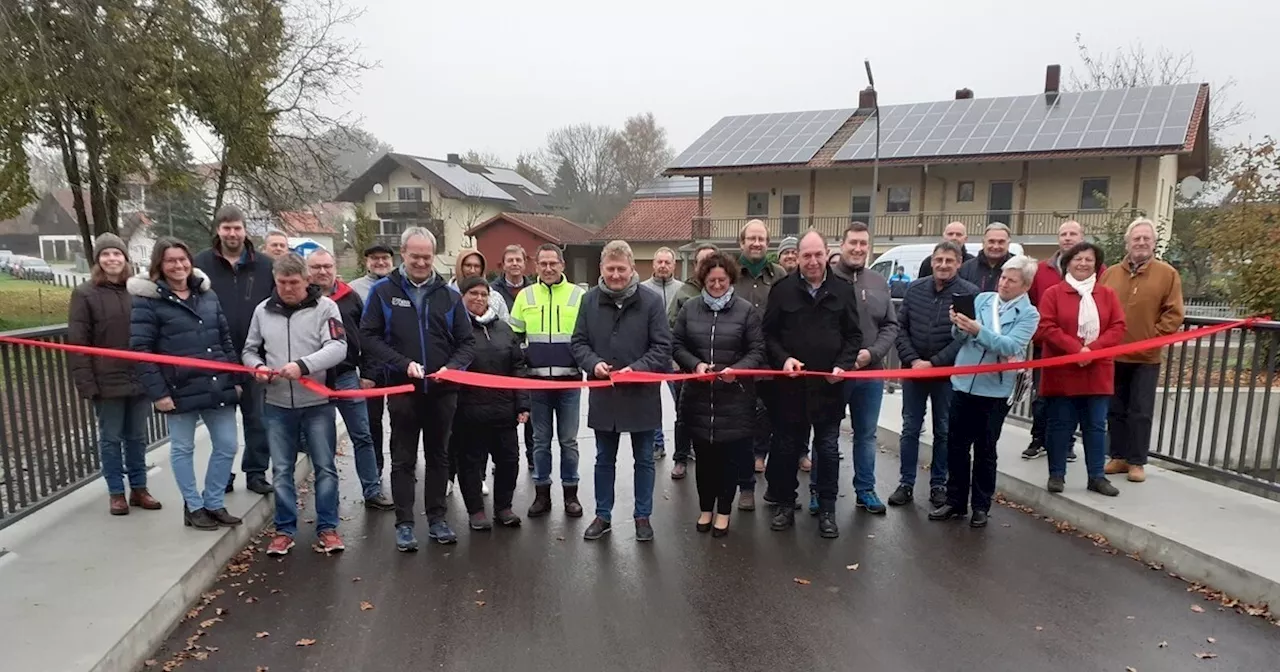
[834,83,1199,162]
[416,158,516,202]
[635,176,713,197]
[669,109,855,169]
[483,167,550,196]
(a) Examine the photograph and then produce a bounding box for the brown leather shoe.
[109,494,129,516]
[670,462,687,480]
[1104,459,1129,475]
[129,489,163,510]
[1127,465,1147,483]
[563,485,584,518]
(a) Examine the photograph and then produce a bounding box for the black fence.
[0,324,170,528]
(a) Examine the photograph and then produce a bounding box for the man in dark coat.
[892,240,979,510]
[570,240,672,543]
[193,205,275,494]
[918,221,974,279]
[958,222,1014,292]
[762,230,861,539]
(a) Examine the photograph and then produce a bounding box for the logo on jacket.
[391,297,412,308]
[328,318,345,340]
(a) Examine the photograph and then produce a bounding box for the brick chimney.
[447,153,462,164]
[955,88,973,100]
[858,87,877,109]
[1044,64,1061,94]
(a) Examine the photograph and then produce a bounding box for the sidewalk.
[876,392,1280,609]
[0,417,325,672]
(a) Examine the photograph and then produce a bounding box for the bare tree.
[515,152,549,190]
[610,112,675,195]
[462,150,508,168]
[540,123,623,224]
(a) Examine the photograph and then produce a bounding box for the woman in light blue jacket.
[929,255,1040,528]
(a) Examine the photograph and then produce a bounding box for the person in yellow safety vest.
[509,243,586,521]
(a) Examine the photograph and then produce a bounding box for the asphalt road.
[147,412,1280,672]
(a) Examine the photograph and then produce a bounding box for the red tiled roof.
[278,210,338,235]
[594,197,699,242]
[467,213,595,245]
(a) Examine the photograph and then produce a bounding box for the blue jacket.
[127,269,242,414]
[359,267,475,392]
[896,275,979,367]
[950,292,1039,398]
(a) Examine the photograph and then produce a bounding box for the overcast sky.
[348,0,1276,164]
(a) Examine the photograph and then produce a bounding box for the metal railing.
[0,324,171,527]
[693,210,1133,242]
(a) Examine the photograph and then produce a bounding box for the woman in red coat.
[1034,241,1127,497]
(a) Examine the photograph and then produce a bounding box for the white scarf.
[1065,274,1099,345]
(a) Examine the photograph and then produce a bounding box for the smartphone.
[953,293,977,319]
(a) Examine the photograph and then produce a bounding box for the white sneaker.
[482,480,490,496]
[447,479,454,496]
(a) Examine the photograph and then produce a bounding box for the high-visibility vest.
[510,275,585,378]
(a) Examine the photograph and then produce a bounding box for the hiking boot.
[817,511,839,539]
[1127,465,1146,483]
[929,486,948,509]
[769,504,795,531]
[183,506,218,530]
[469,511,493,531]
[317,529,345,553]
[494,508,522,527]
[1088,477,1120,496]
[583,517,612,540]
[395,524,419,552]
[635,517,654,542]
[799,455,812,472]
[364,493,395,511]
[807,492,819,516]
[1104,458,1129,475]
[109,494,129,516]
[753,457,766,473]
[245,477,273,495]
[129,489,162,510]
[737,490,756,511]
[1047,476,1065,493]
[527,484,552,518]
[928,503,966,521]
[887,484,913,506]
[208,508,243,527]
[671,462,687,480]
[970,510,989,528]
[1021,441,1045,459]
[428,520,457,544]
[563,485,583,518]
[266,534,295,556]
[855,491,887,514]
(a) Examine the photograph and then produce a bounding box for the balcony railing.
[692,209,1140,242]
[375,200,432,218]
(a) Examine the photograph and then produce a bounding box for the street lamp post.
[864,59,880,243]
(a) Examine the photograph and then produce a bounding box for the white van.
[869,242,1025,281]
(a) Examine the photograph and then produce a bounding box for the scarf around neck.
[598,272,639,303]
[472,307,499,325]
[702,285,735,312]
[739,255,769,278]
[1065,273,1100,345]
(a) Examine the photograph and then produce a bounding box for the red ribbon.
[0,317,1253,396]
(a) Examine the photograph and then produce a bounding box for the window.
[956,181,975,202]
[1079,178,1110,210]
[870,259,894,278]
[397,186,424,201]
[850,195,871,222]
[379,219,406,237]
[887,187,912,213]
[746,192,769,217]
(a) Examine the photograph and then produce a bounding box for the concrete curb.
[91,454,315,672]
[876,424,1280,609]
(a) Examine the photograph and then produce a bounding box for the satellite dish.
[1179,175,1203,200]
[372,183,384,195]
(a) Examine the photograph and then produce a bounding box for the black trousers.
[366,394,386,475]
[671,383,694,463]
[765,420,840,512]
[388,389,458,527]
[1108,362,1160,466]
[945,391,1011,514]
[452,419,519,513]
[693,436,749,515]
[523,421,533,463]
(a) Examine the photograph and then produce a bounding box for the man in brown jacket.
[1099,218,1184,483]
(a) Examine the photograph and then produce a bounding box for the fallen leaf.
[295,638,316,647]
[1206,637,1216,644]
[793,578,812,585]
[1191,605,1205,613]
[270,589,281,594]
[556,536,565,541]
[257,666,269,671]
[1126,615,1136,620]
[866,534,875,539]
[214,608,225,616]
[476,589,484,594]
[255,632,270,639]
[352,577,361,582]
[1034,625,1044,632]
[245,596,258,604]
[1000,523,1011,528]
[199,617,222,628]
[1158,641,1168,648]
[474,600,486,607]
[846,564,860,571]
[360,601,374,611]
[1194,652,1217,660]
[1126,667,1137,672]
[144,661,157,668]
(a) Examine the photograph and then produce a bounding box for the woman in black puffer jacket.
[449,276,530,531]
[673,252,766,536]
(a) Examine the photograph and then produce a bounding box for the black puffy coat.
[672,294,765,443]
[763,272,862,424]
[193,240,274,355]
[128,270,242,414]
[895,274,979,366]
[456,314,531,426]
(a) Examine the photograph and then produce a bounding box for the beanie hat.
[94,233,128,261]
[778,236,798,253]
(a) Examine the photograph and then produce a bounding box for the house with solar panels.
[594,176,712,278]
[336,152,565,272]
[664,65,1211,260]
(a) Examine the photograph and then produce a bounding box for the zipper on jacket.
[708,310,718,444]
[286,312,295,407]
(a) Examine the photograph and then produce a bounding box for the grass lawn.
[0,274,73,331]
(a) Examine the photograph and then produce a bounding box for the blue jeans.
[334,371,384,500]
[94,396,151,494]
[847,379,884,494]
[593,429,656,521]
[898,379,952,488]
[1047,395,1108,480]
[168,406,239,511]
[266,404,339,536]
[531,389,581,486]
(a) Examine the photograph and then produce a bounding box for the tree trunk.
[105,170,121,235]
[54,101,94,255]
[80,107,109,237]
[213,149,230,217]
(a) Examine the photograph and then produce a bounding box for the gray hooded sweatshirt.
[831,262,899,369]
[242,285,348,409]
